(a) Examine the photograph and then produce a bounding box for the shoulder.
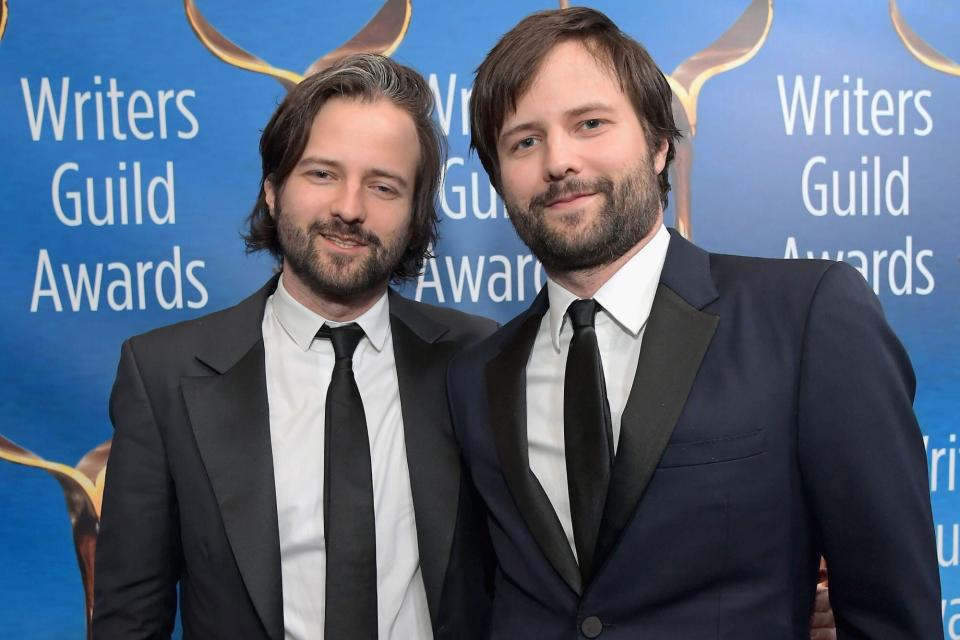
[388,291,498,347]
[709,251,839,287]
[707,252,871,308]
[418,299,499,341]
[664,230,866,313]
[122,277,275,368]
[448,303,533,381]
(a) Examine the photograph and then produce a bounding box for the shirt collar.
[546,223,670,350]
[272,274,391,352]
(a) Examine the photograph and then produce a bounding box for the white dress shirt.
[526,223,670,559]
[262,276,432,640]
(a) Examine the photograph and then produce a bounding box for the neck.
[281,266,387,322]
[548,220,663,299]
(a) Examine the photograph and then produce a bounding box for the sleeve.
[797,261,942,639]
[92,339,181,639]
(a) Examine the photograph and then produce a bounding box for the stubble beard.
[276,205,409,301]
[504,160,662,273]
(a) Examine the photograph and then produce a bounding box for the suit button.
[580,616,603,638]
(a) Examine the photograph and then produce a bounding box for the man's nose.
[543,135,582,182]
[330,182,366,223]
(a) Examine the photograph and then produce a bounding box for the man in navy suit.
[449,8,940,638]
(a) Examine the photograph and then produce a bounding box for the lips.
[320,232,367,249]
[546,191,595,207]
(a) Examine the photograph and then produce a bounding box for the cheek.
[376,204,414,239]
[607,132,655,172]
[592,140,634,170]
[500,172,534,205]
[276,186,310,215]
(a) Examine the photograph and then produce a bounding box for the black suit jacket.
[448,230,941,639]
[93,276,496,639]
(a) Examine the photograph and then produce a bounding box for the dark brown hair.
[470,7,682,208]
[244,53,444,281]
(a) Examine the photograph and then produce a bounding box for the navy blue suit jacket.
[448,230,940,639]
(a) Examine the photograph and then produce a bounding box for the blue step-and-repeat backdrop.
[1,1,957,637]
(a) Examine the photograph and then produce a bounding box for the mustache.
[529,177,614,210]
[307,219,382,247]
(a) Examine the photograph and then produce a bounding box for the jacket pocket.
[657,428,766,468]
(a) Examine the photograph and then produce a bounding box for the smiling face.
[265,96,419,304]
[496,40,668,273]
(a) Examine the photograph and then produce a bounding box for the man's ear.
[264,177,277,218]
[653,137,669,175]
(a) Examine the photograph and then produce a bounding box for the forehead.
[302,96,420,171]
[506,40,629,123]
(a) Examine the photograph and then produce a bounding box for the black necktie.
[317,323,378,640]
[564,299,614,584]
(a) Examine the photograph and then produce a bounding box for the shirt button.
[580,615,603,638]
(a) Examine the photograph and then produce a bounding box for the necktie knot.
[317,323,365,362]
[568,299,599,331]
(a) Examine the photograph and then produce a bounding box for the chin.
[546,208,594,230]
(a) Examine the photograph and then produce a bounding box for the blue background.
[1,1,957,637]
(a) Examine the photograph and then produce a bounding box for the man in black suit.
[449,8,940,639]
[93,54,494,639]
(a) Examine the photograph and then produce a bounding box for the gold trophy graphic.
[0,437,110,638]
[1,0,8,42]
[558,0,773,239]
[185,0,412,88]
[0,3,411,637]
[663,1,772,239]
[890,0,960,77]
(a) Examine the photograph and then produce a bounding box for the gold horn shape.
[1,0,8,43]
[890,0,959,76]
[184,0,413,90]
[667,0,773,136]
[666,0,772,239]
[0,434,112,639]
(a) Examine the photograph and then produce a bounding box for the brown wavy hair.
[470,7,682,209]
[244,53,444,281]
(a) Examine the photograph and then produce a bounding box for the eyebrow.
[368,169,409,189]
[498,102,615,145]
[297,156,409,189]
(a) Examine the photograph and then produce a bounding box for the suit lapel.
[388,292,461,624]
[181,276,284,640]
[486,290,583,595]
[595,231,719,572]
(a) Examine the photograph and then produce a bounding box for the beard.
[503,159,661,273]
[276,205,409,300]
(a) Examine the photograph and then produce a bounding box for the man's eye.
[310,170,332,179]
[515,137,536,151]
[582,119,603,130]
[373,184,398,196]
